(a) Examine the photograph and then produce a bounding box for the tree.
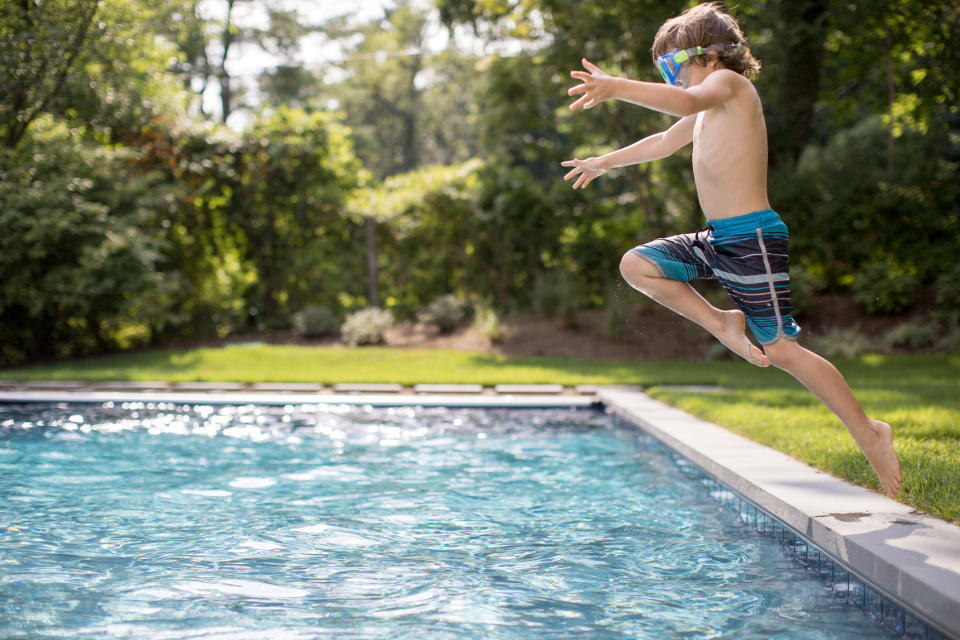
[0,117,172,363]
[320,2,432,179]
[0,0,101,149]
[227,106,364,327]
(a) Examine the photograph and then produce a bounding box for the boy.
[561,2,902,498]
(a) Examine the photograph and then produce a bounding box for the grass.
[647,353,960,524]
[2,346,958,523]
[0,343,757,386]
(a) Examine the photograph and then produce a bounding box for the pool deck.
[1,383,958,638]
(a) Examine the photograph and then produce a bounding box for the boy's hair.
[651,2,761,77]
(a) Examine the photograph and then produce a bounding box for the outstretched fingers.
[581,58,601,73]
[562,161,584,184]
[561,158,605,189]
[561,161,590,189]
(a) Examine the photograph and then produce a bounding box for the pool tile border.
[0,389,599,409]
[598,388,960,640]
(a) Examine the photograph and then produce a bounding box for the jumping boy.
[561,2,902,498]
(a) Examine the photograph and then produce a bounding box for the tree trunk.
[365,216,379,307]
[767,0,829,170]
[402,53,422,172]
[219,0,236,123]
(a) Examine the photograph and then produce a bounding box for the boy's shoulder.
[709,68,755,92]
[701,68,759,110]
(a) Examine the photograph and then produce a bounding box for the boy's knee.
[620,251,657,282]
[762,339,801,369]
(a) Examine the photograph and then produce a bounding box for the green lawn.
[3,346,958,523]
[647,353,960,524]
[0,342,759,386]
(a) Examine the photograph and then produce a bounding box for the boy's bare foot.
[714,310,770,367]
[860,420,902,498]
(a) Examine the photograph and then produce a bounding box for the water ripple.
[0,404,888,639]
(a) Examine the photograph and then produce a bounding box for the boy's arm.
[601,115,695,168]
[569,59,741,117]
[562,116,694,189]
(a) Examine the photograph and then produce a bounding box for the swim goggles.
[656,44,734,86]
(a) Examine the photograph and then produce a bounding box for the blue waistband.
[708,209,781,233]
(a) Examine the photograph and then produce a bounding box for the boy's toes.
[750,346,771,367]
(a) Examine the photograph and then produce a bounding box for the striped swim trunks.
[632,209,801,345]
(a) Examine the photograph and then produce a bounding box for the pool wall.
[598,388,960,640]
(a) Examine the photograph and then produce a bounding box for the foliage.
[603,282,631,342]
[320,4,438,179]
[292,306,340,339]
[806,327,878,360]
[787,265,827,318]
[2,0,959,364]
[0,0,100,148]
[229,106,364,329]
[341,308,395,346]
[472,305,503,343]
[534,271,582,329]
[0,117,173,365]
[935,264,960,310]
[936,312,960,353]
[777,116,958,291]
[883,320,938,350]
[417,294,470,333]
[852,259,918,315]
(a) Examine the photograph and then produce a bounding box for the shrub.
[935,264,960,309]
[788,265,827,317]
[931,309,960,352]
[807,327,877,359]
[417,294,469,333]
[604,282,633,341]
[341,307,394,346]
[534,271,581,329]
[937,317,960,352]
[704,341,737,362]
[472,305,502,343]
[883,320,938,350]
[852,260,918,314]
[292,306,340,339]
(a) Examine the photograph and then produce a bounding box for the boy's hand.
[568,59,615,110]
[561,157,607,189]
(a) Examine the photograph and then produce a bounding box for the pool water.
[0,403,891,639]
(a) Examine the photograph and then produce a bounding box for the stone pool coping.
[597,388,960,640]
[1,383,957,638]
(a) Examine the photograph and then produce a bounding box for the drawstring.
[693,224,715,249]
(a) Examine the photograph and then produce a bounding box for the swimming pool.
[1,402,895,639]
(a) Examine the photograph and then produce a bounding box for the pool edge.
[0,390,600,409]
[598,388,960,640]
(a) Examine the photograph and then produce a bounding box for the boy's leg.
[763,339,902,498]
[620,251,770,367]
